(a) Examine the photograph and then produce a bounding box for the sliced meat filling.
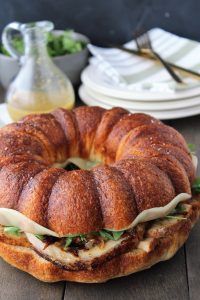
[26,226,145,271]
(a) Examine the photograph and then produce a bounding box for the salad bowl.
[0,30,89,88]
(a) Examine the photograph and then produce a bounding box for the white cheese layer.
[191,154,198,171]
[118,193,191,231]
[0,193,190,237]
[0,208,59,237]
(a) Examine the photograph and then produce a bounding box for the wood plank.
[0,86,5,104]
[185,222,200,300]
[64,248,188,300]
[170,115,200,300]
[0,259,65,300]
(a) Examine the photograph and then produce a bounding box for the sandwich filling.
[25,227,142,271]
[0,193,191,271]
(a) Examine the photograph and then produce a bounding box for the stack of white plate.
[79,28,200,120]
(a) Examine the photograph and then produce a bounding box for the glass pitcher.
[2,21,75,121]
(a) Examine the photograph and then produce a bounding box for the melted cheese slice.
[0,208,59,237]
[0,193,190,237]
[119,193,191,231]
[191,154,198,171]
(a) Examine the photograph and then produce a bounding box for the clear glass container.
[2,21,75,121]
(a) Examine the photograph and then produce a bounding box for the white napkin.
[88,28,200,93]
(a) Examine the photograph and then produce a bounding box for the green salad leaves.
[63,230,125,250]
[34,234,45,241]
[64,237,73,249]
[47,31,86,56]
[165,215,187,220]
[0,30,86,57]
[4,226,21,236]
[99,230,124,241]
[188,143,196,153]
[192,177,200,194]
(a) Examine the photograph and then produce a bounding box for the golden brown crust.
[74,106,105,158]
[92,165,138,230]
[6,122,55,164]
[0,127,49,163]
[91,107,128,161]
[51,108,80,157]
[17,168,65,227]
[125,155,191,195]
[120,142,195,183]
[117,123,189,157]
[0,198,199,283]
[0,107,195,235]
[22,114,68,162]
[47,170,103,234]
[114,159,175,212]
[0,161,45,209]
[104,113,161,163]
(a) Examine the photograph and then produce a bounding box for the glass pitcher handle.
[2,22,23,60]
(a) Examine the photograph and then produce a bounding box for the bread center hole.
[54,157,101,171]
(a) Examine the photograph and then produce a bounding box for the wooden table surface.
[0,87,199,300]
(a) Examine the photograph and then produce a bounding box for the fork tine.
[133,29,145,49]
[138,33,148,49]
[140,32,150,49]
[137,35,145,49]
[135,36,140,50]
[144,32,152,49]
[142,34,148,47]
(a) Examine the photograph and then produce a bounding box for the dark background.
[0,0,199,45]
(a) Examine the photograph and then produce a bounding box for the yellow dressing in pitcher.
[3,21,75,121]
[7,87,75,121]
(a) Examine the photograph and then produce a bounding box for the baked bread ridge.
[0,106,195,235]
[0,197,199,283]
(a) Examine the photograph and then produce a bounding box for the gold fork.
[135,31,184,84]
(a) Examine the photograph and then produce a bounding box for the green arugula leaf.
[64,230,124,246]
[35,234,44,241]
[79,234,87,242]
[99,230,114,240]
[91,231,100,236]
[170,203,186,215]
[4,226,21,236]
[176,203,186,212]
[165,215,187,220]
[100,230,124,241]
[192,177,200,194]
[112,231,124,241]
[188,143,196,153]
[65,233,86,238]
[64,237,73,249]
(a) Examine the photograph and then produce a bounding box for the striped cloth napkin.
[88,28,200,92]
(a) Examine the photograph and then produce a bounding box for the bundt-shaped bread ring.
[0,106,195,236]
